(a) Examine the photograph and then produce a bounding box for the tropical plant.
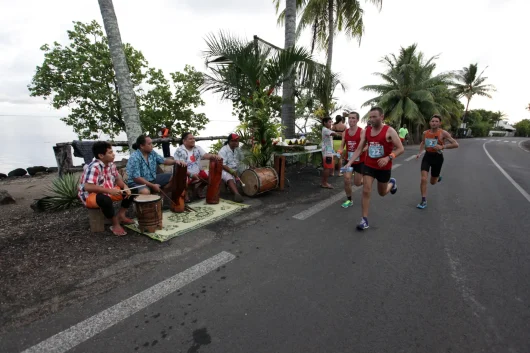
[33,173,82,212]
[234,90,284,167]
[452,63,496,125]
[202,32,319,104]
[464,109,506,137]
[209,139,225,154]
[514,119,530,137]
[361,44,461,141]
[28,21,208,142]
[275,0,382,70]
[97,0,142,150]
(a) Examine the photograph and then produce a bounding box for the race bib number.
[348,151,360,162]
[425,138,438,148]
[368,145,384,158]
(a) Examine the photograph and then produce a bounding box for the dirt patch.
[0,165,341,333]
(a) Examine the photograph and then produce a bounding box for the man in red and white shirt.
[78,141,134,236]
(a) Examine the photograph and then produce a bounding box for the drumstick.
[159,189,195,212]
[121,185,144,193]
[236,177,245,187]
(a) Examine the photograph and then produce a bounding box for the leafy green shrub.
[33,173,81,211]
[209,139,225,154]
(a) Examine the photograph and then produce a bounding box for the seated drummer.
[218,133,244,202]
[78,141,134,236]
[173,132,221,199]
[126,135,186,195]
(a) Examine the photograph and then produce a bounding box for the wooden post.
[53,144,73,177]
[88,208,106,232]
[274,155,286,191]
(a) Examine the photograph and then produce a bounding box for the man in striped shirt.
[78,141,134,236]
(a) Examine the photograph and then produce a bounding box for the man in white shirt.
[174,132,221,199]
[218,133,244,202]
[321,117,340,188]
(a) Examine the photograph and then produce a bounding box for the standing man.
[321,117,340,189]
[159,124,171,158]
[344,107,404,230]
[338,112,365,208]
[416,114,459,209]
[398,124,409,145]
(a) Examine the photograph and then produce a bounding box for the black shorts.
[362,164,391,183]
[353,162,364,174]
[421,152,444,177]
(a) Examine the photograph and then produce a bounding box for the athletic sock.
[421,197,426,203]
[347,196,351,201]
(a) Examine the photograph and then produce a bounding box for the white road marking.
[405,153,421,162]
[21,251,236,353]
[511,141,516,144]
[483,142,530,203]
[518,140,530,152]
[293,164,403,220]
[504,140,509,143]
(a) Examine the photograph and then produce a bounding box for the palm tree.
[277,0,382,70]
[452,63,496,126]
[98,0,142,149]
[202,32,319,105]
[361,44,459,142]
[281,0,298,138]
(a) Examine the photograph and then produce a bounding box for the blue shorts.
[128,173,172,193]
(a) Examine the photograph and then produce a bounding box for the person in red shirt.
[344,107,404,230]
[159,125,171,158]
[415,114,459,209]
[338,112,366,208]
[78,141,134,236]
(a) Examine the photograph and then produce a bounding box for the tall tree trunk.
[326,0,334,70]
[463,97,471,123]
[281,0,297,138]
[98,0,142,151]
[461,97,471,137]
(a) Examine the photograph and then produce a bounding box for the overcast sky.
[1,0,529,143]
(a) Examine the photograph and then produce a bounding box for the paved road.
[3,138,530,353]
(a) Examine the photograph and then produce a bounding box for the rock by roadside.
[0,190,15,205]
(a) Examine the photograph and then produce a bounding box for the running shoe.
[357,218,369,230]
[416,201,427,209]
[390,178,398,195]
[438,175,442,183]
[341,200,353,208]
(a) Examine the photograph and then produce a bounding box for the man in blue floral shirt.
[126,135,185,194]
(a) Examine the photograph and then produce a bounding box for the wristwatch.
[388,154,394,160]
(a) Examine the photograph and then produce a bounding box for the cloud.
[176,0,274,14]
[0,0,529,130]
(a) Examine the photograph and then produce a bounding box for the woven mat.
[125,198,249,242]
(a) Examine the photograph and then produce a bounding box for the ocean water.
[0,116,223,174]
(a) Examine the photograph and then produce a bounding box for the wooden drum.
[240,167,279,197]
[134,195,163,233]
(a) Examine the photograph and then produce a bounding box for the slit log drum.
[206,158,223,204]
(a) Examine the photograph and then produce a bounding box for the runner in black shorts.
[339,112,366,208]
[362,164,391,183]
[416,115,459,209]
[344,107,405,230]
